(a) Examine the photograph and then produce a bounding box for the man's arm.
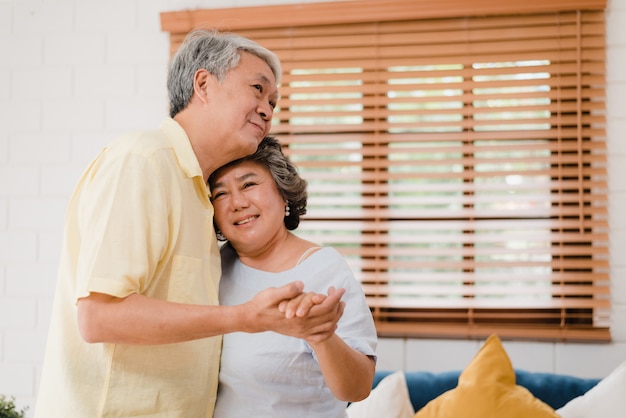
[76,281,344,345]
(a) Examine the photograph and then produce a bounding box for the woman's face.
[210,160,287,255]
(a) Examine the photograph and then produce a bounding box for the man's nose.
[258,101,274,121]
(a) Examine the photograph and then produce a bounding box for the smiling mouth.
[235,216,258,225]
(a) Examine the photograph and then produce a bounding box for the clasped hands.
[250,281,346,344]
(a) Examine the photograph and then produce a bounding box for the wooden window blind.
[161,0,609,342]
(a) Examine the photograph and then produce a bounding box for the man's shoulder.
[108,129,169,154]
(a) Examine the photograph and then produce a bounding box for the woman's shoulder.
[317,246,342,258]
[300,246,349,270]
[299,245,344,260]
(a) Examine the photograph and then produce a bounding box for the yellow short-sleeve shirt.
[35,118,222,418]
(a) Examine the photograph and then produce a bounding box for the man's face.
[205,52,279,164]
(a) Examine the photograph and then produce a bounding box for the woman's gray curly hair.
[208,136,308,241]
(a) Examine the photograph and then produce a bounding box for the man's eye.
[253,84,262,92]
[243,182,257,189]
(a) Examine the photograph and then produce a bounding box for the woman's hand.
[278,287,346,343]
[278,291,324,318]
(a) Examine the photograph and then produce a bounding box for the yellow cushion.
[414,334,559,418]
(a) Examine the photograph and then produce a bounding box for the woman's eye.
[212,191,225,200]
[243,182,257,189]
[253,84,262,93]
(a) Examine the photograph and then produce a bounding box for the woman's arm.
[282,284,376,401]
[308,332,376,402]
[299,286,376,402]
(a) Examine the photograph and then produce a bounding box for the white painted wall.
[1,0,625,415]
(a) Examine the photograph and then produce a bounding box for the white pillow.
[346,371,415,418]
[556,361,626,418]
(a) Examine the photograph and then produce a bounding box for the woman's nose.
[230,190,249,210]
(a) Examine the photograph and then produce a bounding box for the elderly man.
[35,30,343,418]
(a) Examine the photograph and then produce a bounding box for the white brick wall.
[607,0,626,345]
[1,0,625,415]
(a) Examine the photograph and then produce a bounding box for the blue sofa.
[373,370,601,412]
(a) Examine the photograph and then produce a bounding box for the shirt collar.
[158,117,203,180]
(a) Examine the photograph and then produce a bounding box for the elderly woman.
[209,136,377,417]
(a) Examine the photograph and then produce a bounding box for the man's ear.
[193,68,213,104]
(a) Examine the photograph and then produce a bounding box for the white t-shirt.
[214,244,377,418]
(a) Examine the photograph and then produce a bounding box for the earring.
[285,201,290,217]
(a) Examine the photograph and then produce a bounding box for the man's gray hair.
[166,29,282,118]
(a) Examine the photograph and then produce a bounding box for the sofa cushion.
[374,370,459,413]
[347,370,414,418]
[556,361,626,418]
[413,334,559,418]
[372,339,601,413]
[374,369,600,412]
[515,369,599,410]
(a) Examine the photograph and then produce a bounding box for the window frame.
[161,0,609,342]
